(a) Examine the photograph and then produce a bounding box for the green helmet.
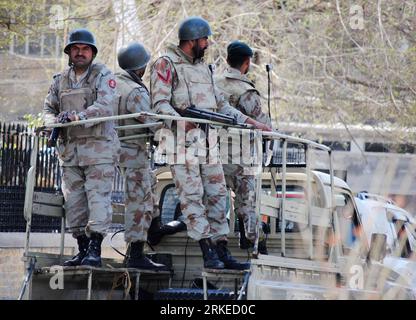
[64,28,97,55]
[178,16,212,40]
[117,42,151,71]
[227,41,253,58]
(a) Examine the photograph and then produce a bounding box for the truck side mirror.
[368,233,387,262]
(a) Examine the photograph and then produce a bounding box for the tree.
[1,0,415,144]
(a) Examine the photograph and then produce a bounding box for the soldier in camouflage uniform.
[115,42,168,271]
[216,41,273,254]
[43,29,120,267]
[150,17,271,270]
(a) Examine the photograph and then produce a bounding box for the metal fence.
[0,121,308,232]
[0,122,57,231]
[0,122,124,232]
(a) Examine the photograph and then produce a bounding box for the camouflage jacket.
[43,63,120,166]
[115,70,155,168]
[215,67,271,127]
[150,44,248,128]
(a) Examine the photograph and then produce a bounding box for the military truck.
[152,129,415,299]
[19,113,416,299]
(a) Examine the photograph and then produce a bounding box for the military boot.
[238,218,251,250]
[257,239,268,255]
[126,241,170,271]
[216,240,250,270]
[148,218,187,246]
[198,238,224,269]
[63,234,89,266]
[81,233,103,267]
[147,217,162,246]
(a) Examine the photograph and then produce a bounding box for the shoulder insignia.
[108,79,116,89]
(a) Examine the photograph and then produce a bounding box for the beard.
[192,44,207,59]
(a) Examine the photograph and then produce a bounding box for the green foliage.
[23,112,43,128]
[0,0,50,48]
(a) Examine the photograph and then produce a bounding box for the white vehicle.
[355,192,416,293]
[246,131,416,300]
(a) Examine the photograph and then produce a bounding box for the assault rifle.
[47,111,72,147]
[179,105,250,129]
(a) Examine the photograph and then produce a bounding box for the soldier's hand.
[245,118,272,131]
[137,115,147,123]
[178,120,197,132]
[185,121,197,132]
[66,112,77,122]
[256,122,272,131]
[57,111,73,123]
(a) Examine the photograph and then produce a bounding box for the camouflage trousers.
[171,163,229,242]
[122,167,159,243]
[61,164,114,238]
[223,164,258,242]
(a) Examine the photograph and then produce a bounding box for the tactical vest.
[115,71,149,143]
[58,63,110,140]
[215,72,259,114]
[163,47,218,112]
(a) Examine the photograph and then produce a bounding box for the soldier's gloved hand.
[38,129,51,137]
[57,111,72,124]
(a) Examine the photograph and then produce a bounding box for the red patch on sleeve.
[108,79,116,88]
[157,68,171,84]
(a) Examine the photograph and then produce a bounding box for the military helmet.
[64,28,98,55]
[178,16,212,40]
[117,42,151,71]
[227,41,253,58]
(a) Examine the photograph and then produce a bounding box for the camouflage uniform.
[216,67,271,241]
[43,63,120,237]
[150,44,248,242]
[115,69,159,243]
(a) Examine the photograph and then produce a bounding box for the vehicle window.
[272,183,323,233]
[159,184,180,224]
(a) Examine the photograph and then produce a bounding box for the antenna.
[266,64,272,121]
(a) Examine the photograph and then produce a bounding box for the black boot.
[81,233,103,267]
[63,234,89,266]
[126,241,170,271]
[238,218,251,250]
[257,239,268,255]
[148,219,187,246]
[216,240,250,270]
[198,238,224,269]
[147,217,163,246]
